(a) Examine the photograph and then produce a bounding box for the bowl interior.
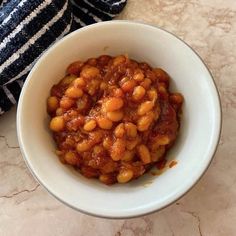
[17,21,221,218]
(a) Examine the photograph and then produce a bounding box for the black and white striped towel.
[0,0,127,115]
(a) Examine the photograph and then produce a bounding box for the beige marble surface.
[0,0,236,235]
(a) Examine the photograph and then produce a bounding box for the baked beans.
[48,55,183,184]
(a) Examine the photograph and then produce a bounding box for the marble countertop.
[1,0,236,235]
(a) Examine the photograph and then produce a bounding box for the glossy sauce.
[47,55,183,185]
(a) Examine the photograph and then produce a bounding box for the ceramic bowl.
[17,21,221,218]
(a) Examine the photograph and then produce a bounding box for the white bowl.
[17,21,221,218]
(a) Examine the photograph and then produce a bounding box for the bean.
[83,119,96,131]
[80,66,100,79]
[100,82,107,90]
[147,89,158,102]
[137,112,154,131]
[133,72,144,81]
[117,169,134,183]
[87,79,100,96]
[156,135,171,145]
[121,150,135,162]
[64,151,78,165]
[113,55,126,66]
[49,116,65,132]
[114,123,125,138]
[67,61,84,75]
[121,80,136,92]
[153,68,170,83]
[170,93,184,104]
[56,107,64,116]
[151,146,166,162]
[89,130,103,144]
[60,75,77,85]
[137,101,154,116]
[97,117,113,129]
[98,55,112,65]
[105,97,124,112]
[158,83,167,93]
[63,109,78,120]
[73,77,86,88]
[87,58,97,66]
[76,140,92,152]
[137,144,151,164]
[93,145,104,155]
[65,86,83,98]
[60,96,74,110]
[132,86,146,101]
[107,110,124,122]
[120,76,129,84]
[113,88,124,98]
[140,78,152,89]
[125,122,137,138]
[99,174,114,185]
[47,96,59,112]
[99,174,109,183]
[126,137,140,150]
[103,137,113,150]
[110,138,126,161]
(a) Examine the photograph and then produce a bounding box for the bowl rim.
[17,20,222,219]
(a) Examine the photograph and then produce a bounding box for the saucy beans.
[48,55,183,185]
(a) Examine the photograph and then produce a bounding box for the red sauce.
[47,55,183,185]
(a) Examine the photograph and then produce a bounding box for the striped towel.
[0,0,127,115]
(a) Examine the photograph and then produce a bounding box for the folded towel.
[0,0,127,115]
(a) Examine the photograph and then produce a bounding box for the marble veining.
[1,0,236,235]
